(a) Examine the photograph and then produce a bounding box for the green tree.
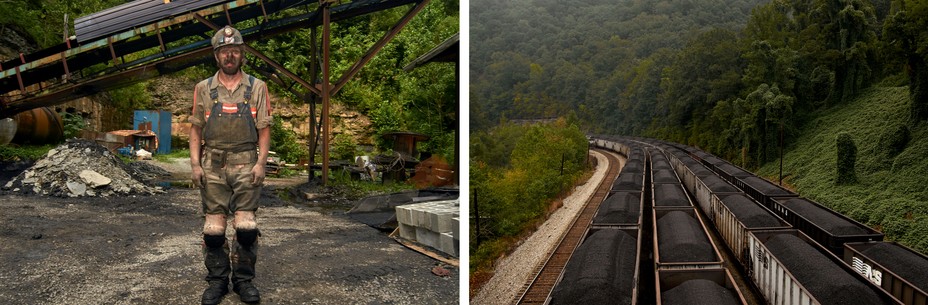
[884,0,928,122]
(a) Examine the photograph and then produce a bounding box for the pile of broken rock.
[3,139,167,197]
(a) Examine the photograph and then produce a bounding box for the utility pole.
[779,124,784,185]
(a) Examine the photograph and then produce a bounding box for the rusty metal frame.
[193,14,322,96]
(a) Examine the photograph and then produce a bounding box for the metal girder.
[193,14,322,96]
[322,3,332,184]
[0,47,212,117]
[330,0,430,96]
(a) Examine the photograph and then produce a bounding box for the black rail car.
[731,175,798,210]
[770,197,883,254]
[844,242,928,305]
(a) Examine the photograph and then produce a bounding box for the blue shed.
[133,110,172,154]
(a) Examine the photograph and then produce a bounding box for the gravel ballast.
[549,229,638,305]
[661,279,740,305]
[594,192,641,225]
[653,184,689,207]
[858,243,928,293]
[763,234,887,305]
[779,198,869,235]
[657,211,715,262]
[719,194,782,228]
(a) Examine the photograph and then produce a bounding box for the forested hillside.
[471,0,928,170]
[471,0,765,132]
[471,0,928,256]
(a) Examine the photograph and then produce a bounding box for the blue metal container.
[133,110,172,154]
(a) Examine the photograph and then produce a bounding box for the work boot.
[233,280,261,303]
[232,232,260,303]
[202,235,231,305]
[201,279,229,305]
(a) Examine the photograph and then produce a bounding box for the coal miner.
[188,25,272,305]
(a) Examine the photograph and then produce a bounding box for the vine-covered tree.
[884,0,928,122]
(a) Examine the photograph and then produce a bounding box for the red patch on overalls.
[221,103,238,113]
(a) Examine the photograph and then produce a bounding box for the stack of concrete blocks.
[396,199,460,257]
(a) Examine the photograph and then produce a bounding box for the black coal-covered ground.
[764,234,888,305]
[594,192,640,225]
[652,169,678,184]
[780,198,869,235]
[702,176,738,193]
[741,176,792,196]
[719,194,783,228]
[549,229,637,305]
[612,173,643,192]
[661,279,740,305]
[716,163,752,179]
[656,211,715,263]
[653,184,689,207]
[859,242,928,293]
[622,160,642,175]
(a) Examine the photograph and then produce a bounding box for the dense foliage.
[756,87,928,254]
[470,118,589,272]
[472,0,928,169]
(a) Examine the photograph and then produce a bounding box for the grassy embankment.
[755,86,928,254]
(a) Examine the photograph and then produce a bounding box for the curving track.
[516,149,623,304]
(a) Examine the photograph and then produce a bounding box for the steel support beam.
[322,3,332,185]
[330,0,430,96]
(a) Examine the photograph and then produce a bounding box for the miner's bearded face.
[215,46,244,75]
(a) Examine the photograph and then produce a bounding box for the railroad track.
[515,149,623,304]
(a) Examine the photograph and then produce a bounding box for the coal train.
[546,136,926,305]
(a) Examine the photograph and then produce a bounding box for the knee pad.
[236,229,258,247]
[203,234,226,248]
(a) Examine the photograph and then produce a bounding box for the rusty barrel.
[12,107,65,144]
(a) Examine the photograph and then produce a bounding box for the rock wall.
[147,75,372,149]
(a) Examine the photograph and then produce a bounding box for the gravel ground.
[0,162,458,305]
[470,150,617,305]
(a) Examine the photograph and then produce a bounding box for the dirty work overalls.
[200,75,260,289]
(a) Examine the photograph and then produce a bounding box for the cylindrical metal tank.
[12,107,65,144]
[0,117,17,145]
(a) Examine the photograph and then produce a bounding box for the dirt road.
[0,180,458,304]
